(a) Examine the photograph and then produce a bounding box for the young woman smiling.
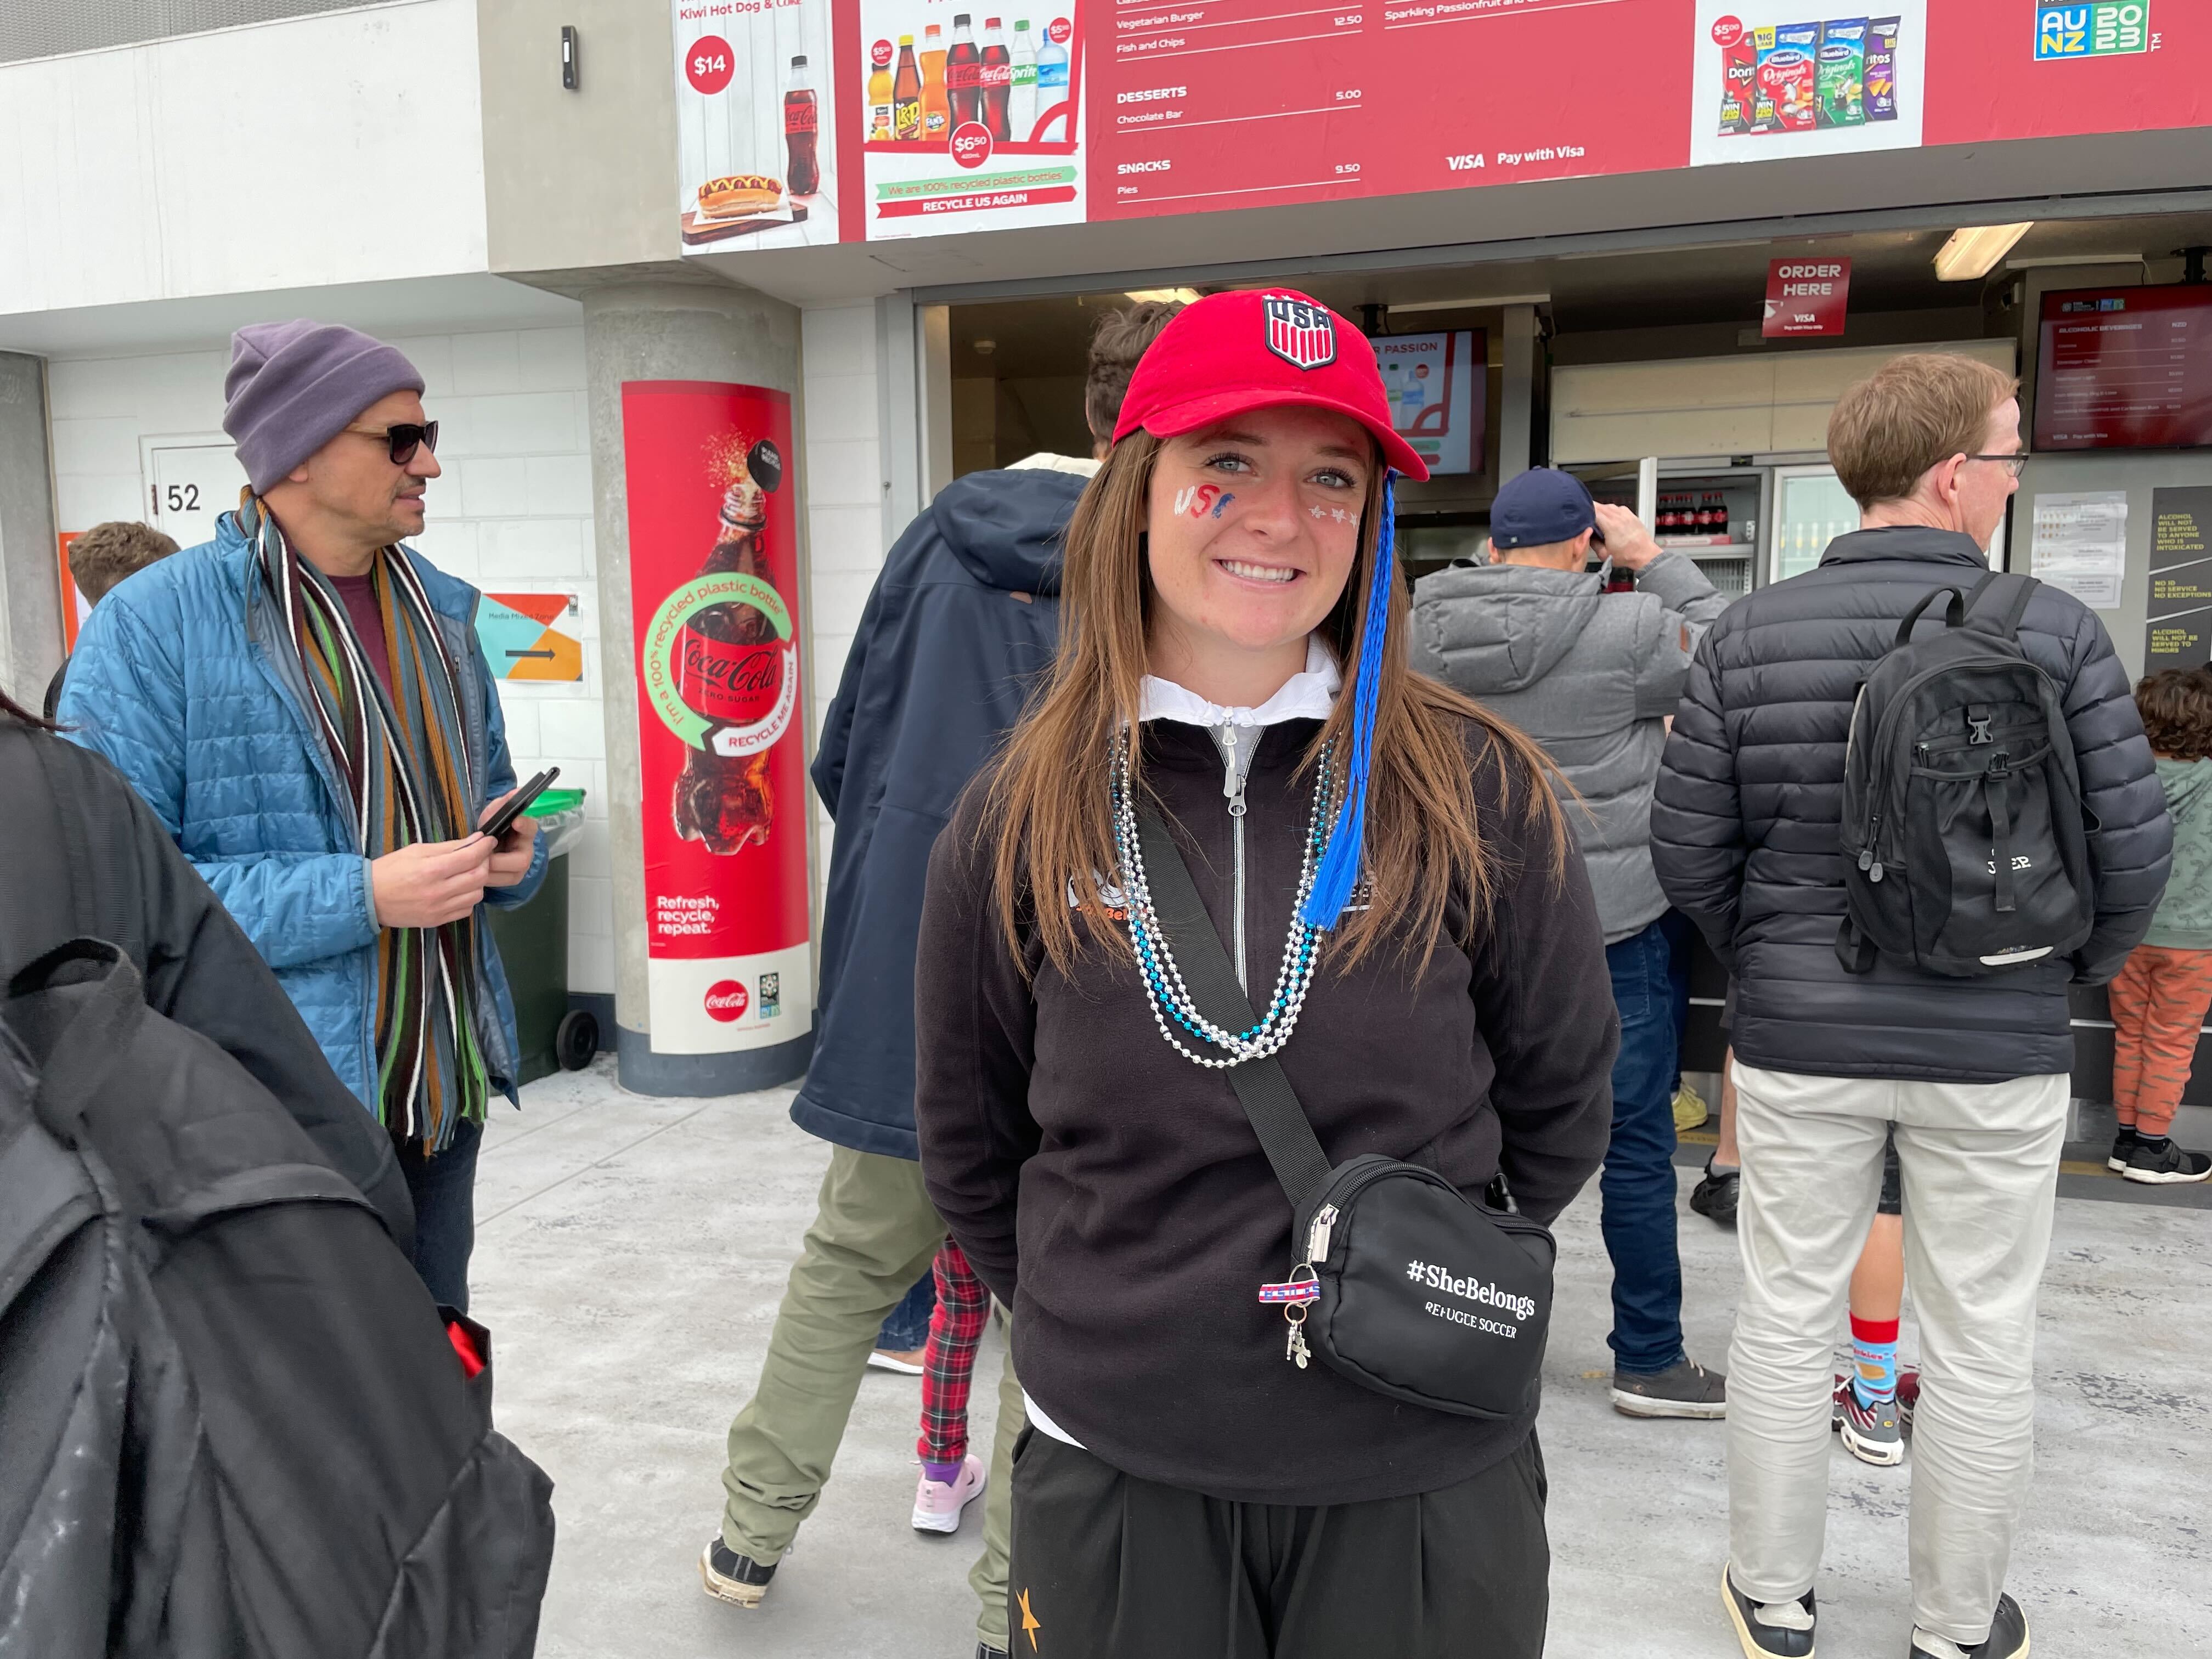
[914,291,1615,1657]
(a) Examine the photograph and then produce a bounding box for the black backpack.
[0,939,555,1659]
[1836,572,2095,978]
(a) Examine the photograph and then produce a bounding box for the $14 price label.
[687,35,735,94]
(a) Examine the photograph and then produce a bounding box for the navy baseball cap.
[1489,468,1601,550]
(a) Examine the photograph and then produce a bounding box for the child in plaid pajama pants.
[910,1240,996,1533]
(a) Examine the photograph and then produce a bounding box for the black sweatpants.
[1005,1429,1549,1658]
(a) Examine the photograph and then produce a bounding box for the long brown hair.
[985,430,1567,974]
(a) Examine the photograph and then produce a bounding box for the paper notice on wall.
[2029,490,2128,610]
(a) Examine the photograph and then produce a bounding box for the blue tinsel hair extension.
[1300,473,1397,929]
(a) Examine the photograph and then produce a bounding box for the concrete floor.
[475,1060,2212,1658]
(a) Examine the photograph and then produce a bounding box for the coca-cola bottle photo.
[946,14,981,128]
[673,439,787,855]
[784,56,819,195]
[980,18,1012,142]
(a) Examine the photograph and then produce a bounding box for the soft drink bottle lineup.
[868,38,895,142]
[783,56,819,195]
[920,24,950,142]
[980,18,1011,142]
[946,14,981,129]
[1007,20,1037,140]
[892,33,922,140]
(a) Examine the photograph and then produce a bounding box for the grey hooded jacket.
[1410,550,1728,943]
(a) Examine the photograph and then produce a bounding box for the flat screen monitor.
[2034,284,2212,452]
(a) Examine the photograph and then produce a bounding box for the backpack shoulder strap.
[1134,804,1335,1216]
[5,939,145,1146]
[1962,570,2038,641]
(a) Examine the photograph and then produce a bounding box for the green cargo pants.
[720,1144,1024,1650]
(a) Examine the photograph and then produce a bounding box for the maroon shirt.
[328,572,394,697]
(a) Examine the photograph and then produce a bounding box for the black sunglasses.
[344,420,440,465]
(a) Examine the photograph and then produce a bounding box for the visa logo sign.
[2035,2,2151,59]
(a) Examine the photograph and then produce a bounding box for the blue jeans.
[877,1267,936,1351]
[395,1115,482,1314]
[1602,918,1685,1374]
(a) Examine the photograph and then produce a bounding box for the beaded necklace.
[1108,729,1336,1069]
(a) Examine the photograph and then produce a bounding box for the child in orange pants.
[2108,668,2212,1184]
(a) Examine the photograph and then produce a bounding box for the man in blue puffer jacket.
[59,321,548,1313]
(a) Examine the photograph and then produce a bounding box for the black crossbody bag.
[1137,806,1556,1421]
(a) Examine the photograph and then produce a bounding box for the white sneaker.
[868,1347,927,1375]
[911,1454,987,1534]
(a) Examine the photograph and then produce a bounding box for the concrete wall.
[0,0,488,317]
[42,324,618,991]
[0,352,60,704]
[477,0,681,275]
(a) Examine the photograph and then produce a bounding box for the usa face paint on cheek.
[1173,483,1223,518]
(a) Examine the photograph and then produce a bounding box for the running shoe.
[912,1453,988,1534]
[1897,1367,1920,1436]
[1834,1379,1904,1466]
[2123,1137,2212,1184]
[2107,1125,2141,1171]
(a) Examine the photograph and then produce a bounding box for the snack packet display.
[1762,21,1821,133]
[1720,32,1759,134]
[1816,18,1867,127]
[1864,16,1900,120]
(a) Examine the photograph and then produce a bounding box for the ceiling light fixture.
[1124,287,1203,305]
[973,338,996,356]
[1934,223,2034,281]
[1389,293,1550,313]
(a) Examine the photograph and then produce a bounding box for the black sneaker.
[1691,1162,1741,1227]
[978,1647,1010,1659]
[1721,1563,1816,1658]
[2123,1136,2212,1184]
[699,1538,777,1608]
[1613,1356,1728,1419]
[2107,1125,2141,1170]
[1909,1592,2028,1658]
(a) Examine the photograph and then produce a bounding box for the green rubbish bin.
[484,792,597,1085]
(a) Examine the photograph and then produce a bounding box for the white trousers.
[1726,1062,2069,1648]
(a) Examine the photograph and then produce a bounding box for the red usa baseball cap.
[1112,289,1431,482]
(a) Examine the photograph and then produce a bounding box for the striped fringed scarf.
[245,498,489,1152]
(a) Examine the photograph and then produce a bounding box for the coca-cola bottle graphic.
[673,438,786,855]
[946,14,981,129]
[784,56,820,195]
[980,18,1011,141]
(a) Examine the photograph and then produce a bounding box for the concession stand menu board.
[2034,286,2212,453]
[735,0,2211,247]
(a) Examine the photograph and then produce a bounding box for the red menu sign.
[805,0,2209,245]
[622,381,813,1056]
[2034,286,2212,452]
[1764,257,1850,337]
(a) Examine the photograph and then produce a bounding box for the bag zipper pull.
[1307,1203,1337,1264]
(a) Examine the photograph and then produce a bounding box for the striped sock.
[1850,1314,1899,1409]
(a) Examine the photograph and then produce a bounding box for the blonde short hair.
[1827,354,2018,511]
[68,520,179,605]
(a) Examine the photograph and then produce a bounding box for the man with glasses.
[59,321,547,1312]
[1652,353,2168,1659]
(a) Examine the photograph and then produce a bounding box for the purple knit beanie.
[223,321,426,493]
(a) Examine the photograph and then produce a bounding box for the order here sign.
[1764,258,1852,337]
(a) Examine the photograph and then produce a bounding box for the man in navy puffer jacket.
[1654,354,2168,1659]
[59,323,547,1314]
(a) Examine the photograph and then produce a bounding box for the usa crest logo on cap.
[1262,294,1336,371]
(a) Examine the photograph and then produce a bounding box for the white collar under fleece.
[1026,636,1341,1453]
[1138,635,1341,729]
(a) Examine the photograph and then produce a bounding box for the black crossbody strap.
[1135,805,1335,1215]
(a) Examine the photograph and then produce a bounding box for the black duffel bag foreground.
[1139,810,1556,1421]
[0,940,554,1659]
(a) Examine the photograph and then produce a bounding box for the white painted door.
[143,441,247,551]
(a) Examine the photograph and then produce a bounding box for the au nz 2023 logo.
[2034,3,2152,60]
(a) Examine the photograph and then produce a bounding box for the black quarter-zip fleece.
[915,715,1616,1506]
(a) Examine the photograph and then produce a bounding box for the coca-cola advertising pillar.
[622,380,812,1058]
